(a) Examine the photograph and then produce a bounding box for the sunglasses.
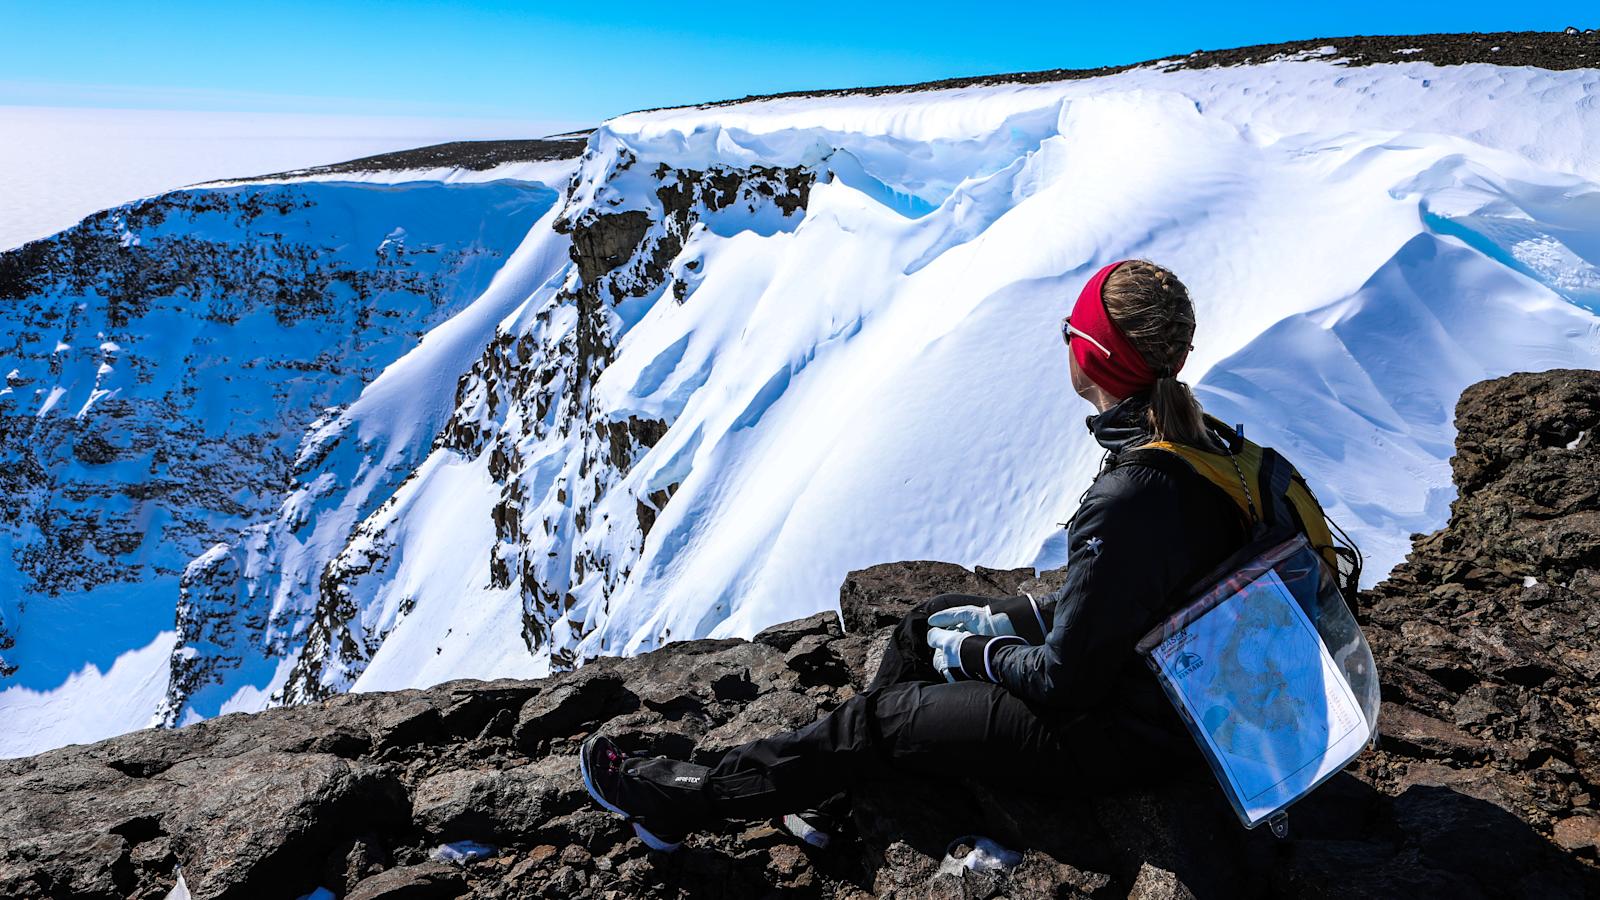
[1061,316,1113,358]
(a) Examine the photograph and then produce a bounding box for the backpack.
[1121,418,1381,835]
[1116,417,1363,609]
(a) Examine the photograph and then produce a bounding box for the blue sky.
[1,1,1593,129]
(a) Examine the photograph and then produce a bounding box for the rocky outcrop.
[211,136,588,183]
[3,369,1598,899]
[1359,371,1600,864]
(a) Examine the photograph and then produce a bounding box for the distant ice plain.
[0,105,580,249]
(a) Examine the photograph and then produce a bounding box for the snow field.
[342,60,1600,691]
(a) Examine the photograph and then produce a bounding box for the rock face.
[2,369,1597,899]
[0,180,559,726]
[275,151,818,703]
[1356,370,1600,888]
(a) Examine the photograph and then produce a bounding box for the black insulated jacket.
[965,392,1250,759]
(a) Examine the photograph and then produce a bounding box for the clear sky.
[2,1,1594,130]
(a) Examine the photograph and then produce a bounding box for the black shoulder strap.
[1256,448,1293,529]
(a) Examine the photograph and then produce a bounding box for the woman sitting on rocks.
[579,260,1251,852]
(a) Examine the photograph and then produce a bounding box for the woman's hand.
[927,604,1018,638]
[925,626,968,682]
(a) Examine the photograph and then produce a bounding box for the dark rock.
[1384,782,1592,897]
[754,610,843,650]
[163,751,407,899]
[438,680,541,740]
[328,833,391,894]
[1275,838,1480,898]
[784,633,851,687]
[1554,815,1600,853]
[346,862,467,900]
[1379,703,1488,760]
[839,560,1016,632]
[514,667,638,751]
[366,697,449,754]
[570,211,653,287]
[1127,862,1197,899]
[412,759,580,842]
[695,691,831,761]
[225,138,585,183]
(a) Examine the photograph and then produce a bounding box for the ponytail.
[1148,374,1209,446]
[1100,260,1210,448]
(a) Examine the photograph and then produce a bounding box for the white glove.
[927,604,1017,638]
[926,626,968,682]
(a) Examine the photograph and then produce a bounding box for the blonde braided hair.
[1100,260,1208,446]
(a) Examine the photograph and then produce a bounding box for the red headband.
[1068,261,1185,399]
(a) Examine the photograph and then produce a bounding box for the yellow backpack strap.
[1126,421,1363,609]
[1135,437,1343,575]
[1132,439,1261,527]
[1260,447,1341,573]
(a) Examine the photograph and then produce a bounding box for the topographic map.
[1150,568,1367,824]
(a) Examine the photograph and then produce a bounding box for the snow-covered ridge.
[197,137,587,190]
[4,51,1600,758]
[642,29,1598,112]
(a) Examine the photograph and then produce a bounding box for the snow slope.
[4,56,1600,757]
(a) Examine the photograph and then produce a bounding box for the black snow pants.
[626,593,1143,834]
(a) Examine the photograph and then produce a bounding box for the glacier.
[4,56,1600,758]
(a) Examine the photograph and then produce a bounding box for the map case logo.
[1173,650,1204,678]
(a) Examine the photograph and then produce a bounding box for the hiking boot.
[578,735,688,852]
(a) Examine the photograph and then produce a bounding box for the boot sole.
[579,737,683,853]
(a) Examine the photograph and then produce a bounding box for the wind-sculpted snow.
[446,59,1600,676]
[6,55,1600,758]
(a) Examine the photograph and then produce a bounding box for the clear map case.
[1135,532,1381,829]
